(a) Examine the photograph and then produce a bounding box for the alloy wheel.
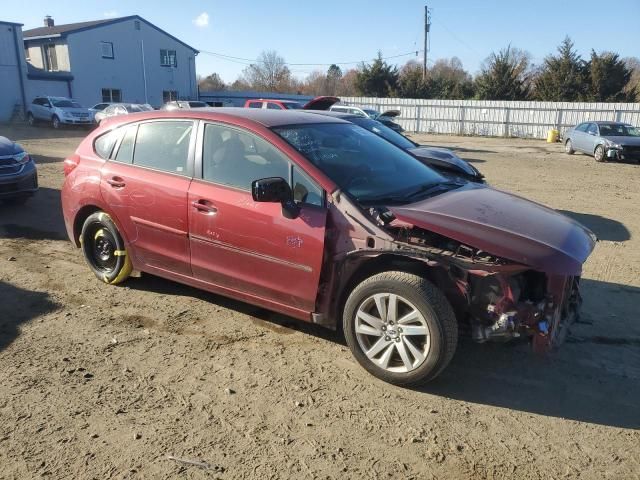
[354,293,431,373]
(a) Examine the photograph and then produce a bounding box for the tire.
[80,212,132,285]
[343,271,458,386]
[27,113,36,127]
[564,139,575,155]
[52,115,61,129]
[594,145,606,162]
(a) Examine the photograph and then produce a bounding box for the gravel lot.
[1,123,639,480]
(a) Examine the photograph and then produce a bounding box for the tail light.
[63,154,80,176]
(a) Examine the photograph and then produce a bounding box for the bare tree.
[240,50,293,92]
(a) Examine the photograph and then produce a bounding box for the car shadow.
[0,187,67,241]
[415,278,640,430]
[126,273,344,345]
[128,272,639,429]
[558,210,630,242]
[0,281,60,352]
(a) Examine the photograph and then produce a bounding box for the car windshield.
[363,109,379,118]
[284,102,303,109]
[599,124,640,137]
[350,117,416,149]
[53,99,81,108]
[273,123,451,205]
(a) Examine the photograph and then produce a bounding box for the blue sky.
[5,0,640,82]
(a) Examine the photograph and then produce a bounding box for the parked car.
[94,103,154,125]
[90,103,112,113]
[162,101,209,111]
[0,136,38,205]
[27,96,92,129]
[306,110,484,183]
[244,96,339,111]
[61,109,595,386]
[564,121,640,162]
[330,105,403,131]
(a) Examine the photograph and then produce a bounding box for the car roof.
[586,121,631,126]
[251,99,301,104]
[104,107,348,128]
[303,110,360,120]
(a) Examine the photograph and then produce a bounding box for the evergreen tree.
[354,52,399,97]
[585,51,634,102]
[474,46,531,100]
[534,37,586,101]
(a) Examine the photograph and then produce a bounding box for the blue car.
[0,136,38,205]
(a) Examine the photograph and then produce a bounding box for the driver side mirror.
[252,177,300,219]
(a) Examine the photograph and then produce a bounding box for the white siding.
[340,97,640,139]
[65,18,197,107]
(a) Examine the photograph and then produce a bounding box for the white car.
[94,103,154,125]
[27,96,92,129]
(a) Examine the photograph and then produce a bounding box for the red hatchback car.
[61,109,596,385]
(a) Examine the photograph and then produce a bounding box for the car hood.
[0,136,23,156]
[409,146,480,178]
[303,96,340,110]
[388,183,596,275]
[602,135,640,146]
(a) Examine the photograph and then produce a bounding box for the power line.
[198,48,423,68]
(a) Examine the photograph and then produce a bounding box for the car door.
[100,120,196,276]
[33,98,49,120]
[585,123,600,154]
[188,122,327,315]
[571,123,588,151]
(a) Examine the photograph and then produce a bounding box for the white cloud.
[193,12,209,28]
[103,11,118,18]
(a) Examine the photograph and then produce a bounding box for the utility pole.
[423,5,431,80]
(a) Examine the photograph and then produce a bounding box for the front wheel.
[27,113,36,126]
[565,139,575,155]
[594,145,606,162]
[80,212,132,285]
[343,271,458,386]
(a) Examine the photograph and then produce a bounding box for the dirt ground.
[0,123,639,480]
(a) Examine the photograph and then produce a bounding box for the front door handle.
[192,199,217,214]
[106,176,126,188]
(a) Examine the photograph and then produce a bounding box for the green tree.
[397,61,431,98]
[585,51,634,102]
[623,57,640,102]
[325,64,343,95]
[474,46,531,100]
[534,37,586,101]
[355,52,399,97]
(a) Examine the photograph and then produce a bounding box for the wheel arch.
[329,252,458,330]
[72,204,127,248]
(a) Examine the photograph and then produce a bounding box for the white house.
[22,15,199,108]
[0,20,28,121]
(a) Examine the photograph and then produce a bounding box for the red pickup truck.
[244,96,338,111]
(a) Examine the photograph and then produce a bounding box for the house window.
[100,42,114,59]
[160,49,177,67]
[24,46,30,61]
[42,44,58,71]
[134,20,141,30]
[163,90,178,103]
[102,88,122,103]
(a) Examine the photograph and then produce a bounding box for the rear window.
[248,102,262,108]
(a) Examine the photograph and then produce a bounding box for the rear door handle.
[106,176,126,188]
[192,199,217,214]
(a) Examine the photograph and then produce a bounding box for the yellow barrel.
[547,129,559,143]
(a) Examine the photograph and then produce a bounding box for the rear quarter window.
[94,129,122,159]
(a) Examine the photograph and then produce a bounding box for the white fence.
[340,97,640,139]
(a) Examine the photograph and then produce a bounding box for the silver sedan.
[564,121,640,162]
[94,103,154,125]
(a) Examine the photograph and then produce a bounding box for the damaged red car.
[61,109,596,386]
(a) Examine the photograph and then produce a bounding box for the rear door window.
[267,102,283,110]
[575,123,589,132]
[133,121,193,175]
[114,124,137,164]
[586,123,598,135]
[247,102,262,108]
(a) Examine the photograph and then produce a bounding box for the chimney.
[44,16,54,27]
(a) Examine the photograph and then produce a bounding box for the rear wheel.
[343,271,458,386]
[80,212,132,285]
[27,113,36,127]
[52,115,61,129]
[565,139,575,155]
[594,145,606,162]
